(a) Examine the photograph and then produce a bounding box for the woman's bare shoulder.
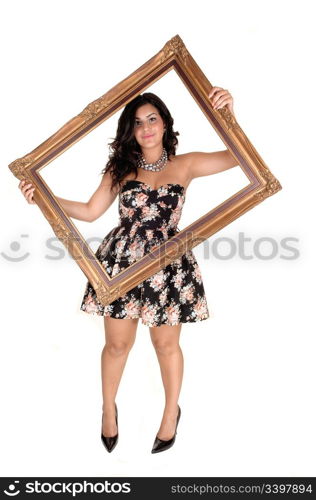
[100,169,120,192]
[170,152,190,163]
[170,153,192,186]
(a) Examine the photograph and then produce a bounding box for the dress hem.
[79,307,210,327]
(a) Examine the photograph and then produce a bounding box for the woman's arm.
[85,170,119,222]
[186,149,239,180]
[54,196,92,222]
[186,86,238,180]
[57,170,119,222]
[19,170,119,222]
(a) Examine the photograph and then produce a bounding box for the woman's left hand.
[208,87,235,116]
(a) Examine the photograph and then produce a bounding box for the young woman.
[18,86,237,454]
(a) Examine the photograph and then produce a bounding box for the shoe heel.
[101,402,119,453]
[151,404,181,454]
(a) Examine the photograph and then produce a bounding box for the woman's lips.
[143,134,154,139]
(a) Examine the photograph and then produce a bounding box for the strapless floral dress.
[80,179,210,326]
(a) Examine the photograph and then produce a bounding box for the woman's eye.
[134,117,156,127]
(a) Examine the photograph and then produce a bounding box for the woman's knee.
[104,317,138,356]
[105,339,134,357]
[151,338,180,356]
[150,324,181,355]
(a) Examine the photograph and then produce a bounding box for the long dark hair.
[100,92,180,192]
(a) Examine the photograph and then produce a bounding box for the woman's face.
[133,103,165,151]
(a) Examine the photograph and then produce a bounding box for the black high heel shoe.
[101,402,118,453]
[151,405,181,454]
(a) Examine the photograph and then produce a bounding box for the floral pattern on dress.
[80,180,210,326]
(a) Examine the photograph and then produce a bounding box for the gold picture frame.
[8,34,282,306]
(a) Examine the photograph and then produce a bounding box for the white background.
[1,0,315,477]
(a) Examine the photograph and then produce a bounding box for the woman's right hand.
[18,179,36,205]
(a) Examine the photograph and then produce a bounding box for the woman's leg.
[149,323,183,440]
[101,316,139,437]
